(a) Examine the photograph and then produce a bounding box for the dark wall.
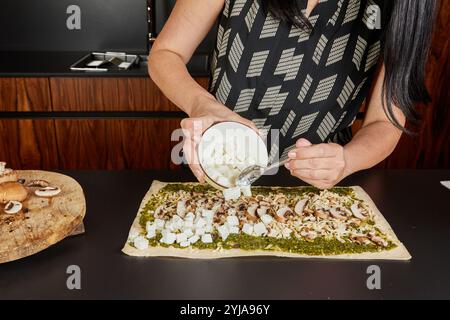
[0,0,149,52]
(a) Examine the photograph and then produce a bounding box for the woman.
[149,0,437,189]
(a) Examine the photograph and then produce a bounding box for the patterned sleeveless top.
[209,0,385,160]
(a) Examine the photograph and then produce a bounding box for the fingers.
[289,168,341,182]
[286,158,346,170]
[181,127,205,183]
[289,143,339,160]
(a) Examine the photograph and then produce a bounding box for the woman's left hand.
[285,138,348,189]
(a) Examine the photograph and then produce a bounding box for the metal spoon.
[236,157,290,187]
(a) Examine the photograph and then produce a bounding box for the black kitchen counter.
[0,51,210,77]
[1,169,450,300]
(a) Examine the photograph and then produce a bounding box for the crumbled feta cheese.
[183,220,194,229]
[188,235,200,244]
[201,234,213,244]
[240,185,252,197]
[242,223,254,236]
[154,219,165,230]
[201,209,214,219]
[228,226,240,234]
[185,212,195,221]
[176,233,188,244]
[194,217,206,229]
[254,222,268,236]
[217,225,230,241]
[204,225,214,233]
[260,214,273,225]
[128,228,139,241]
[223,187,241,201]
[195,227,206,236]
[146,223,156,239]
[161,232,176,245]
[183,229,194,238]
[180,241,190,248]
[133,236,149,250]
[226,215,239,226]
[227,208,237,216]
[176,200,187,217]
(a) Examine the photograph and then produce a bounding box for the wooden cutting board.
[0,170,86,264]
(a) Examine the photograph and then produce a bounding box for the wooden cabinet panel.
[49,77,209,112]
[0,78,52,111]
[0,119,59,169]
[0,119,183,170]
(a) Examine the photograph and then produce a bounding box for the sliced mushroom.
[352,236,372,246]
[26,180,50,188]
[274,206,292,223]
[4,200,22,214]
[294,199,308,215]
[330,207,347,221]
[246,203,258,222]
[256,206,268,217]
[369,232,388,247]
[35,186,61,198]
[314,209,330,220]
[300,230,317,241]
[351,203,367,220]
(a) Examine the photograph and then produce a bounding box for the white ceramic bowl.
[197,121,268,190]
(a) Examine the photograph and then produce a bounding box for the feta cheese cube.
[228,226,240,234]
[217,225,230,241]
[223,187,241,201]
[128,228,139,241]
[188,235,200,244]
[180,241,190,248]
[195,227,206,236]
[176,233,188,244]
[204,225,214,233]
[154,219,165,230]
[254,222,268,236]
[201,234,213,244]
[176,200,187,217]
[242,223,254,236]
[194,217,206,229]
[183,220,194,229]
[161,232,176,245]
[185,212,195,221]
[201,209,214,219]
[227,208,237,216]
[226,215,239,226]
[146,223,156,239]
[183,229,194,238]
[260,214,273,225]
[133,236,149,250]
[240,185,252,197]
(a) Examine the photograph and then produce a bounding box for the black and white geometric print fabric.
[209,0,386,161]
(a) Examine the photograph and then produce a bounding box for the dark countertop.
[1,169,450,300]
[0,51,210,77]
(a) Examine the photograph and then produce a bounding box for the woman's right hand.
[181,96,258,183]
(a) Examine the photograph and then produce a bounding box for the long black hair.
[261,0,438,131]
